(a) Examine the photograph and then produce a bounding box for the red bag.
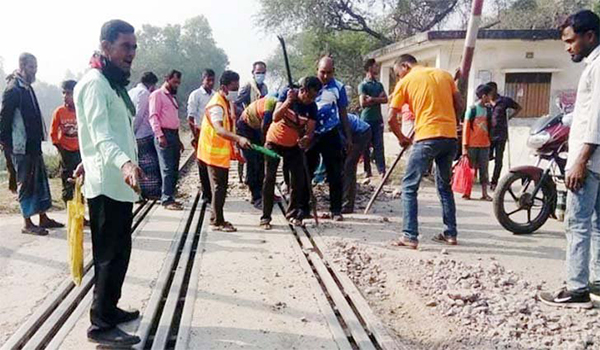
[452,156,474,196]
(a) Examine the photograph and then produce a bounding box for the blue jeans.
[566,169,600,292]
[401,138,457,241]
[155,129,181,204]
[362,119,386,175]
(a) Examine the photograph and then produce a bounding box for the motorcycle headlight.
[527,131,551,149]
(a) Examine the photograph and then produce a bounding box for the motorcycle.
[493,107,571,234]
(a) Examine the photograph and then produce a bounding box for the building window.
[504,73,552,118]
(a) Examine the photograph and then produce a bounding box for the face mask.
[254,73,266,85]
[226,91,238,102]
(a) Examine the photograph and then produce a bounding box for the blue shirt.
[347,113,370,135]
[315,79,348,135]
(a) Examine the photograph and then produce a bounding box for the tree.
[487,0,593,30]
[132,16,229,116]
[267,29,379,110]
[257,0,467,45]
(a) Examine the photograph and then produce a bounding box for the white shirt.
[207,105,224,124]
[128,83,153,139]
[567,45,600,174]
[187,86,214,126]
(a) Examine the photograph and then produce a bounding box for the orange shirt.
[50,105,79,151]
[390,66,458,142]
[463,103,491,148]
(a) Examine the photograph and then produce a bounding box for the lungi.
[136,135,162,199]
[11,153,52,218]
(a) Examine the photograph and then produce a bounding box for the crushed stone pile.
[331,241,600,350]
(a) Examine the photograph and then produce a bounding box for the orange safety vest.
[197,92,240,168]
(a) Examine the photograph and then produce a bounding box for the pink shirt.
[149,84,180,138]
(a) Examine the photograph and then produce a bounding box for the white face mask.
[226,91,238,102]
[254,73,266,85]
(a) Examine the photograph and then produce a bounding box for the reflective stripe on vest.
[198,93,234,168]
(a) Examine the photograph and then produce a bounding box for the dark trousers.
[343,129,372,212]
[262,142,309,222]
[155,129,181,204]
[58,149,81,202]
[490,139,507,185]
[88,195,133,330]
[237,120,264,202]
[307,129,344,215]
[207,165,229,225]
[362,119,386,176]
[197,159,212,202]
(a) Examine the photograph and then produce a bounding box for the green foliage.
[489,0,593,30]
[132,16,229,116]
[43,153,61,179]
[257,0,466,44]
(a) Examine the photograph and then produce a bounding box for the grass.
[0,153,65,215]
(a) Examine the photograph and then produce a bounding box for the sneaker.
[538,288,593,309]
[87,326,141,347]
[590,285,600,302]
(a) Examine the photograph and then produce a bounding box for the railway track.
[228,163,401,349]
[273,183,403,350]
[3,158,402,350]
[1,152,198,350]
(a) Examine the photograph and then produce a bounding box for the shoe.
[432,233,458,246]
[538,288,593,309]
[21,226,49,236]
[113,308,140,324]
[490,183,497,191]
[391,236,418,250]
[260,222,272,230]
[39,219,64,229]
[590,285,600,302]
[87,326,141,347]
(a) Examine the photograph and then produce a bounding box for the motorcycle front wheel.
[493,172,555,234]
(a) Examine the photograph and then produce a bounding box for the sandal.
[390,237,418,250]
[432,233,458,246]
[290,218,304,227]
[39,219,64,229]
[481,195,493,202]
[163,201,184,211]
[214,221,237,232]
[22,226,49,236]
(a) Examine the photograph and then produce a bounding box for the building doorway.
[504,73,552,118]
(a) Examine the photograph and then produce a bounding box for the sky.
[0,0,279,86]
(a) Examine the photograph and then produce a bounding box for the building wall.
[377,39,584,116]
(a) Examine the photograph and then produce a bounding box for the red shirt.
[50,105,79,151]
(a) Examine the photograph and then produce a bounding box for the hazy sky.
[0,0,278,85]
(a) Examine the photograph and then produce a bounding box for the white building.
[368,29,583,117]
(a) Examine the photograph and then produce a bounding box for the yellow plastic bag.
[67,178,85,285]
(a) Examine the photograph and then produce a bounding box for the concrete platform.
[183,198,349,350]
